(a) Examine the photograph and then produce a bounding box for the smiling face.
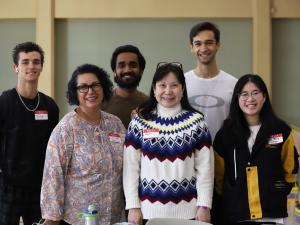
[190,30,220,65]
[238,82,266,124]
[153,72,184,108]
[114,52,143,89]
[14,51,43,83]
[77,73,103,112]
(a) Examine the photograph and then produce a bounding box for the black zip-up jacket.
[214,120,298,223]
[0,88,59,189]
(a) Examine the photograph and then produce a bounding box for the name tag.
[143,128,160,139]
[108,132,122,143]
[34,110,48,120]
[268,133,283,145]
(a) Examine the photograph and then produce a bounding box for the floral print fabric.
[41,111,126,225]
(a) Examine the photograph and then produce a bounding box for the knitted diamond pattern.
[125,111,211,162]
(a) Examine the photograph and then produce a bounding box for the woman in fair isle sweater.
[123,62,214,225]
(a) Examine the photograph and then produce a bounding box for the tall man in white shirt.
[185,21,237,141]
[185,22,237,225]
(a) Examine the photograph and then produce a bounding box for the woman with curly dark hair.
[40,64,126,225]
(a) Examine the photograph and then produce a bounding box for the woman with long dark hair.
[214,74,298,225]
[123,62,214,225]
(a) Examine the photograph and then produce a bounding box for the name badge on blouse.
[108,132,122,143]
[143,128,160,139]
[34,110,48,120]
[268,133,283,145]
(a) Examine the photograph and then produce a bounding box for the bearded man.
[102,45,148,128]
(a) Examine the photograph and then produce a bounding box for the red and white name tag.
[143,128,160,139]
[34,110,48,120]
[268,133,283,145]
[108,132,122,143]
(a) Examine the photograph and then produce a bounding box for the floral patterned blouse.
[41,110,126,225]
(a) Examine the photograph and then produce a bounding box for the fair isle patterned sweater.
[123,104,214,219]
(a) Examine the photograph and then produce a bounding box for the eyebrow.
[77,81,100,86]
[241,89,260,92]
[193,39,215,43]
[21,58,41,62]
[117,61,138,64]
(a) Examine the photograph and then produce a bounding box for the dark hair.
[138,63,197,120]
[225,74,280,142]
[12,41,45,65]
[189,21,220,44]
[67,64,113,106]
[110,45,146,71]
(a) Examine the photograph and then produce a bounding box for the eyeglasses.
[77,82,102,93]
[239,90,262,101]
[156,62,183,70]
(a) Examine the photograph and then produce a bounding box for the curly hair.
[12,41,44,65]
[67,64,113,106]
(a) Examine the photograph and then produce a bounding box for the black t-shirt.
[0,88,59,189]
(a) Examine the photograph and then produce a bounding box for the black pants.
[0,184,41,225]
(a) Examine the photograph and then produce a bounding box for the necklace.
[17,90,40,112]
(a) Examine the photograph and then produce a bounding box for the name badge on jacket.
[268,133,283,145]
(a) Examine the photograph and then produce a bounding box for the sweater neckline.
[156,103,182,118]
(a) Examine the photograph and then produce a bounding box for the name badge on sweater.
[34,110,48,120]
[143,128,160,139]
[108,132,122,143]
[268,133,283,145]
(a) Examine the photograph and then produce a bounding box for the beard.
[114,73,142,89]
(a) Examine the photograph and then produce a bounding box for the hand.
[42,219,60,225]
[195,207,211,223]
[128,208,143,225]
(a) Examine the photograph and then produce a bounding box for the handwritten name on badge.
[268,133,283,145]
[143,128,160,139]
[34,110,48,120]
[108,132,122,143]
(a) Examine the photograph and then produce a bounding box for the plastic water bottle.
[80,204,98,225]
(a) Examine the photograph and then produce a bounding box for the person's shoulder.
[214,119,233,144]
[102,110,120,121]
[39,92,57,104]
[51,111,73,131]
[39,92,58,106]
[0,89,16,111]
[183,110,204,122]
[219,70,238,81]
[136,90,149,99]
[58,111,75,124]
[39,92,59,111]
[0,88,15,99]
[101,110,126,128]
[272,118,291,134]
[184,69,195,78]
